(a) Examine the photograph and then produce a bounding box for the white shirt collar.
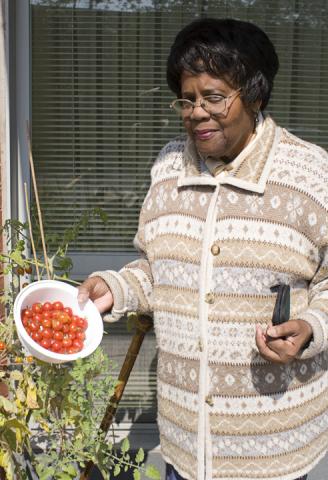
[203,111,265,178]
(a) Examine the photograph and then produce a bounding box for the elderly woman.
[78,18,328,480]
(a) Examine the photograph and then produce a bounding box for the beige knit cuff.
[296,310,326,359]
[89,270,130,323]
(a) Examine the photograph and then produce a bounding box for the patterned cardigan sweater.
[92,116,328,480]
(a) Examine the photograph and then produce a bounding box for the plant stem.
[26,122,51,280]
[24,182,40,281]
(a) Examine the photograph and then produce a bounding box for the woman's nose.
[189,102,210,120]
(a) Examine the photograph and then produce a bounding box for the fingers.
[255,324,282,363]
[256,320,311,364]
[266,320,300,339]
[77,285,91,304]
[77,278,94,303]
[77,276,113,313]
[77,276,107,303]
[265,337,297,363]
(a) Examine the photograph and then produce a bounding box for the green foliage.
[145,465,162,480]
[0,218,160,480]
[31,206,109,278]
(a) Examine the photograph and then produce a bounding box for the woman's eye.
[205,95,225,103]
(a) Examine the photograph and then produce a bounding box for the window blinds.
[31,0,328,256]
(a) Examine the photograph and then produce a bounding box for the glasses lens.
[171,99,192,115]
[203,97,227,115]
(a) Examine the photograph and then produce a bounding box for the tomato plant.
[0,218,160,480]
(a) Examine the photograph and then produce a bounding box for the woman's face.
[180,70,258,162]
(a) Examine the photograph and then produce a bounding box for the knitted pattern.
[91,116,328,480]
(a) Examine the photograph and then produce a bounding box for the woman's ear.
[251,99,262,116]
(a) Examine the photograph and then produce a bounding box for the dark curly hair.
[166,18,279,110]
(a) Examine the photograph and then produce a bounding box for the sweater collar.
[177,115,281,194]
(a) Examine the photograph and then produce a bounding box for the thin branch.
[24,183,40,281]
[26,122,51,280]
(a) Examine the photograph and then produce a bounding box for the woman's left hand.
[255,320,313,364]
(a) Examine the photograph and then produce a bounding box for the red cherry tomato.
[0,341,6,350]
[33,313,43,323]
[32,331,42,342]
[67,347,78,354]
[42,302,53,312]
[42,328,53,339]
[52,341,62,352]
[81,318,88,331]
[59,312,70,324]
[42,311,51,320]
[76,331,86,341]
[32,303,43,314]
[62,324,70,334]
[62,338,72,349]
[72,339,83,351]
[53,331,64,341]
[52,319,63,331]
[52,301,63,311]
[63,307,73,317]
[40,338,51,349]
[69,322,78,334]
[51,310,61,319]
[24,309,33,318]
[41,318,52,329]
[29,320,39,333]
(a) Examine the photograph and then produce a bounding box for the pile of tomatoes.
[21,301,88,354]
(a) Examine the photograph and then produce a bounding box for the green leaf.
[3,428,17,450]
[38,467,55,480]
[56,474,72,480]
[145,464,161,480]
[62,464,77,475]
[10,250,25,266]
[121,437,130,454]
[0,396,17,414]
[113,464,121,476]
[4,418,29,434]
[135,448,144,464]
[133,469,141,480]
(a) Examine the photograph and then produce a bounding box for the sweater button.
[205,395,214,407]
[211,243,220,255]
[205,292,215,304]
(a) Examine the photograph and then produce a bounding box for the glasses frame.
[170,88,242,118]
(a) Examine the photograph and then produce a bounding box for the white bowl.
[13,279,103,364]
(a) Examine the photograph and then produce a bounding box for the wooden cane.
[80,314,153,480]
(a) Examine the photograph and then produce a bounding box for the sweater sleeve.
[89,195,153,323]
[297,243,328,358]
[88,137,184,322]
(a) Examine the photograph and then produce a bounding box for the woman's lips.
[194,129,218,140]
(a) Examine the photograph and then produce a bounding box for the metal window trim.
[11,0,31,223]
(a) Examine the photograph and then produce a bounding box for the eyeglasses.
[170,89,241,117]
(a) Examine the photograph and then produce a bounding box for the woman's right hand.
[77,276,114,313]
